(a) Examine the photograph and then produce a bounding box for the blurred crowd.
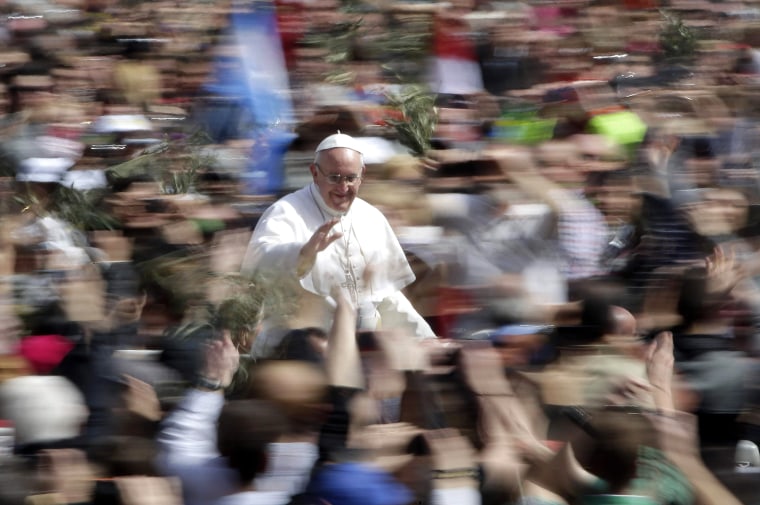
[1,0,760,504]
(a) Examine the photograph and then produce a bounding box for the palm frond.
[659,10,697,61]
[385,85,437,156]
[105,129,216,195]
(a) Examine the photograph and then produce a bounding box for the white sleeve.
[155,390,237,505]
[156,389,225,466]
[377,290,437,339]
[241,210,304,278]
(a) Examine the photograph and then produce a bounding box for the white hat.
[0,375,88,446]
[92,114,153,133]
[315,132,363,155]
[16,157,76,183]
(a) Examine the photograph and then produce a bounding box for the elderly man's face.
[310,147,364,214]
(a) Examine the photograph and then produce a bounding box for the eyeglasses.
[315,163,362,186]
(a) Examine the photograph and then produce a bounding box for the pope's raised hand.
[297,218,342,277]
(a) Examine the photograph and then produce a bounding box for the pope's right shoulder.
[254,187,312,227]
[242,188,315,275]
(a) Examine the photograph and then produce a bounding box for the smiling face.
[310,147,364,213]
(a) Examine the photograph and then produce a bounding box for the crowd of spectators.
[0,0,760,504]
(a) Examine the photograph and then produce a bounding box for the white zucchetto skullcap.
[315,132,363,155]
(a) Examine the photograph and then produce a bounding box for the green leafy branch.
[302,18,364,85]
[659,10,697,61]
[15,185,119,232]
[385,85,437,156]
[106,129,216,195]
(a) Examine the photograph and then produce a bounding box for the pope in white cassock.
[241,133,437,358]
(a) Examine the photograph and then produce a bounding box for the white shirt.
[213,491,290,505]
[242,183,435,357]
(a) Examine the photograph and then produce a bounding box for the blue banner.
[203,0,295,195]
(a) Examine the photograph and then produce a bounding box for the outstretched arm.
[326,290,363,389]
[644,330,744,505]
[155,334,240,505]
[646,331,676,412]
[241,198,341,279]
[377,291,437,340]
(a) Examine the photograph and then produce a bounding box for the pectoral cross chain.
[341,267,358,304]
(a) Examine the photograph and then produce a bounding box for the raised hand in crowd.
[646,331,676,412]
[704,246,743,298]
[199,331,240,391]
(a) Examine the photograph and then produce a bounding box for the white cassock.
[242,183,436,358]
